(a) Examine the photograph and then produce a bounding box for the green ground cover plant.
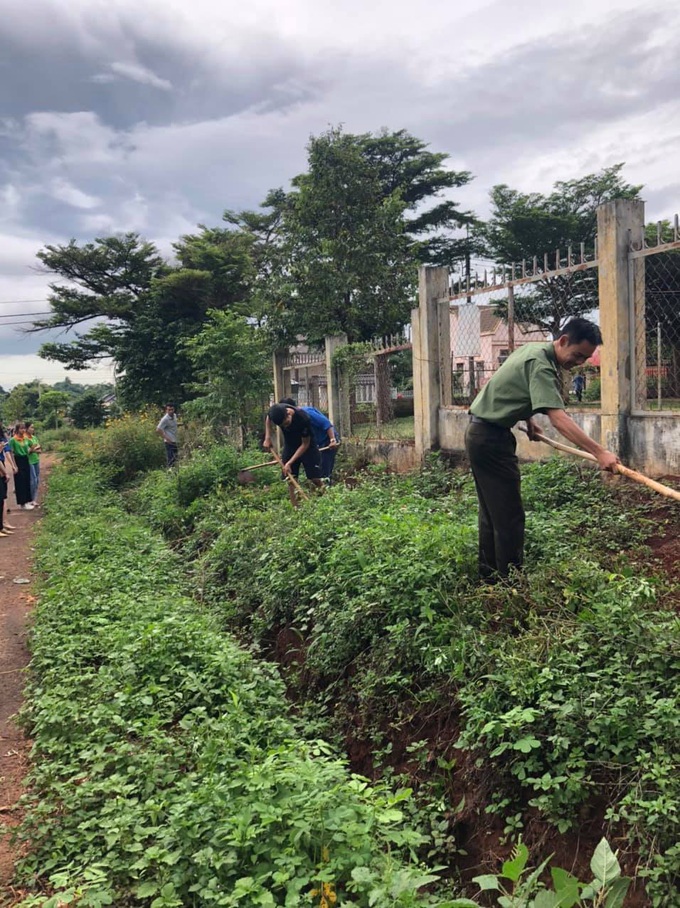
[127,446,679,904]
[36,439,678,905]
[17,466,470,907]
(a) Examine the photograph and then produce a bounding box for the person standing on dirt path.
[156,403,179,468]
[264,403,323,507]
[465,318,619,582]
[0,430,16,536]
[26,423,42,506]
[9,424,34,510]
[0,425,17,526]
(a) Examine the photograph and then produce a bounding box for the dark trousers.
[320,446,337,482]
[465,421,525,580]
[14,454,32,505]
[165,443,178,467]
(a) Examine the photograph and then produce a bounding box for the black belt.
[469,415,509,431]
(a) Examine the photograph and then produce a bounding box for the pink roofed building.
[450,304,550,399]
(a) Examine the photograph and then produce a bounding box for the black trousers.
[465,421,525,580]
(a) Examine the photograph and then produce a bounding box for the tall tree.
[34,233,252,408]
[244,128,417,344]
[3,383,40,423]
[359,128,473,265]
[173,226,256,314]
[483,164,643,337]
[37,390,70,428]
[183,310,271,434]
[229,128,474,344]
[70,392,106,428]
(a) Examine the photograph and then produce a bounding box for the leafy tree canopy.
[3,383,40,424]
[35,233,254,409]
[183,309,272,431]
[229,127,473,344]
[483,165,644,338]
[483,163,643,264]
[37,390,70,428]
[70,391,106,428]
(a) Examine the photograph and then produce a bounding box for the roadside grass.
[16,466,463,907]
[21,439,679,906]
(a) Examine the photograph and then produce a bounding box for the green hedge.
[17,466,460,907]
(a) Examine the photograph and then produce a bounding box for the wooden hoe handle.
[268,448,310,501]
[523,428,680,503]
[241,459,279,472]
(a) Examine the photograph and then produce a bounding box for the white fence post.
[413,266,449,458]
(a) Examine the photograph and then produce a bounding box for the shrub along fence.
[18,465,460,907]
[129,442,680,906]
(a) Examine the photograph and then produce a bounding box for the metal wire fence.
[631,218,680,410]
[449,255,600,407]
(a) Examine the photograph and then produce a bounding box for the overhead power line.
[0,311,51,318]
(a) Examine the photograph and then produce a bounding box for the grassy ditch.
[16,466,468,907]
[128,448,680,906]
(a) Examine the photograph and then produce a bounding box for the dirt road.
[0,458,53,903]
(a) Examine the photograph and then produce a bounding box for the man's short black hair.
[268,403,288,426]
[560,318,602,347]
[279,397,296,406]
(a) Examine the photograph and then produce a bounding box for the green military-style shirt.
[469,342,565,428]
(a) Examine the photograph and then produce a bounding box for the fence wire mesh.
[348,335,414,440]
[278,335,415,439]
[449,259,600,407]
[633,248,680,410]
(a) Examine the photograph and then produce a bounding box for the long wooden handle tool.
[520,428,680,502]
[268,447,310,501]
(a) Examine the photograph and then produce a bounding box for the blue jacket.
[300,407,337,448]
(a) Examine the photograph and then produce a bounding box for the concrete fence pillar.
[597,199,645,459]
[413,266,450,458]
[325,333,350,438]
[272,349,291,404]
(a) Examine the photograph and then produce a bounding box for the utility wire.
[0,311,50,318]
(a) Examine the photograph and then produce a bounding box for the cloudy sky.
[1,0,679,390]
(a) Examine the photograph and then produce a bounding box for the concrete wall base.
[343,440,420,473]
[439,407,679,477]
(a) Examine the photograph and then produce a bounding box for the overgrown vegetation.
[16,440,679,906]
[18,466,460,907]
[129,446,679,905]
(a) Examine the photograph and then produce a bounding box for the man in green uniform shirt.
[465,318,618,581]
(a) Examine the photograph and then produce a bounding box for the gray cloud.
[0,0,678,388]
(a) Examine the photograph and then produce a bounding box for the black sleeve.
[294,411,312,438]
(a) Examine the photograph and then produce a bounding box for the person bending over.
[264,403,323,507]
[465,317,618,582]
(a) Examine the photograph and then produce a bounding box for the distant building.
[450,305,550,398]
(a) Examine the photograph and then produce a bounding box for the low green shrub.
[86,411,166,485]
[456,570,679,900]
[17,466,457,907]
[34,426,83,451]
